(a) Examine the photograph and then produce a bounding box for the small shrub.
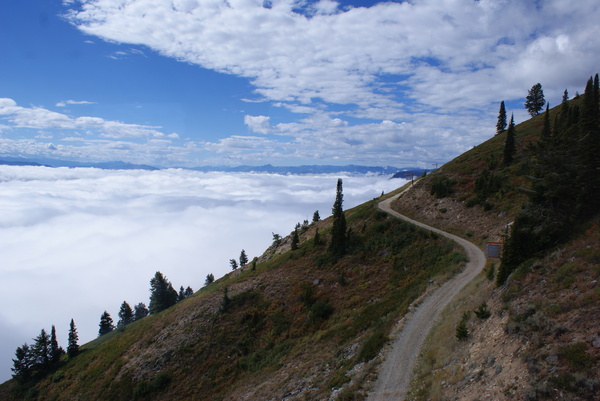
[561,342,594,370]
[474,303,491,319]
[358,331,387,362]
[456,311,470,341]
[486,263,496,281]
[310,300,334,322]
[430,175,456,199]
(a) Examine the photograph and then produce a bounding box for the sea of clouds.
[0,165,406,382]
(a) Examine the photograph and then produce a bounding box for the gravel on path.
[367,190,486,401]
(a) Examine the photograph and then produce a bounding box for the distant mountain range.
[0,157,429,176]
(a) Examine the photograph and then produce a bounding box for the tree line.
[11,271,195,383]
[498,74,599,283]
[11,179,351,384]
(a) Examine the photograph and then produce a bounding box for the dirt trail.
[367,189,486,401]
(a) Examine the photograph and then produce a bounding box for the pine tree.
[184,286,194,298]
[329,178,347,257]
[12,343,33,381]
[525,83,545,116]
[503,114,516,165]
[291,228,299,250]
[67,319,79,359]
[204,273,215,286]
[312,210,320,223]
[230,259,238,270]
[540,103,551,142]
[32,329,51,371]
[314,227,321,246]
[118,301,134,327]
[49,325,64,364]
[219,286,232,313]
[149,271,178,314]
[239,249,248,267]
[576,75,600,217]
[133,303,149,321]
[496,100,507,135]
[98,311,114,336]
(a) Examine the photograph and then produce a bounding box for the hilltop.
[1,77,598,400]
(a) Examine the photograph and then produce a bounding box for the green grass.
[0,194,468,401]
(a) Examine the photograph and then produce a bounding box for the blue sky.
[1,0,599,167]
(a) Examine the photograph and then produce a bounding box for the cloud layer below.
[0,166,405,382]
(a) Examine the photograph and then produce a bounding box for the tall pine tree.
[49,325,64,364]
[525,83,545,116]
[503,114,516,165]
[496,101,507,135]
[67,319,79,359]
[329,178,347,257]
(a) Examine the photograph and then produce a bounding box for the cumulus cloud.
[0,98,168,139]
[244,115,273,134]
[61,0,600,166]
[0,166,406,382]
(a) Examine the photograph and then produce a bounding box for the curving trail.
[367,189,486,401]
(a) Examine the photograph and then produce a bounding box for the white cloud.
[244,115,272,134]
[56,100,96,107]
[0,166,407,382]
[0,98,169,139]
[62,0,600,166]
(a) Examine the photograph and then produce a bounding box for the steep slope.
[0,189,468,401]
[388,93,600,400]
[368,192,486,400]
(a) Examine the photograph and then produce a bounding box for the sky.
[0,166,406,382]
[0,0,598,168]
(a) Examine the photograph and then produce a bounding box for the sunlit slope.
[0,190,467,400]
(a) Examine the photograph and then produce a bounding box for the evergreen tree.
[133,302,149,321]
[525,83,545,116]
[32,329,51,371]
[329,178,347,257]
[49,325,64,364]
[229,259,238,270]
[314,227,321,246]
[219,286,232,313]
[503,114,516,165]
[118,301,134,327]
[312,210,321,223]
[291,228,299,250]
[149,271,178,314]
[239,249,248,267]
[204,273,215,286]
[67,319,79,359]
[496,100,507,135]
[499,74,600,285]
[576,75,600,217]
[184,286,194,298]
[272,233,282,247]
[98,311,114,336]
[540,103,551,142]
[12,343,33,382]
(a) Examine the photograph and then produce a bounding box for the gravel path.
[367,190,486,401]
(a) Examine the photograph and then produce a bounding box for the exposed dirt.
[367,186,486,400]
[391,181,512,245]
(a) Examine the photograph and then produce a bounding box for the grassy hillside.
[0,188,467,400]
[392,92,600,400]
